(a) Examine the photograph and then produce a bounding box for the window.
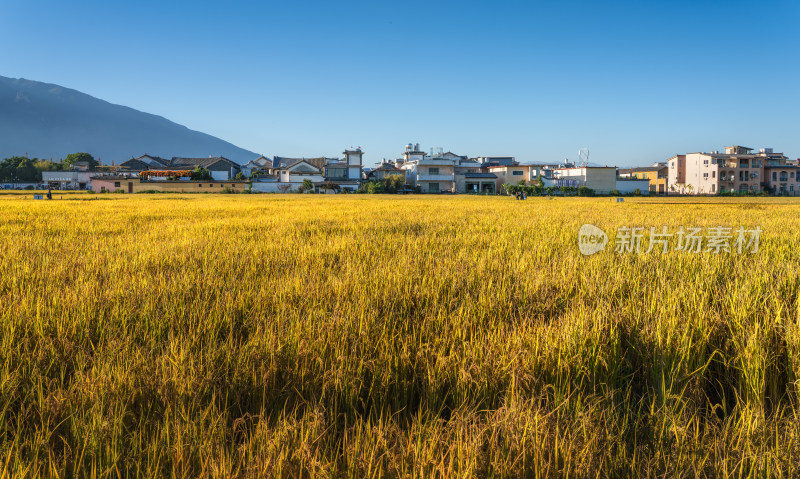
[792,172,795,179]
[114,182,120,188]
[712,171,716,178]
[712,184,716,192]
[210,184,213,187]
[703,173,708,179]
[199,184,202,187]
[512,170,523,176]
[429,167,439,175]
[703,159,709,165]
[429,183,440,193]
[773,172,777,181]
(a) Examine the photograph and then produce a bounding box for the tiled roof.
[135,154,171,166]
[618,166,666,173]
[90,175,136,180]
[273,157,331,170]
[463,173,497,178]
[170,157,239,169]
[244,156,271,167]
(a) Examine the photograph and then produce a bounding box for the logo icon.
[578,224,608,256]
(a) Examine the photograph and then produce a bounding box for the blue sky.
[1,0,798,166]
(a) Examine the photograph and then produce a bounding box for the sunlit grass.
[1,194,799,477]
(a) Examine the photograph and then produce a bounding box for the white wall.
[615,179,651,195]
[251,182,293,193]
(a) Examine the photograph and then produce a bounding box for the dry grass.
[1,193,800,477]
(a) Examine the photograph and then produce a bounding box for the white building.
[277,159,325,186]
[42,170,93,190]
[398,143,457,193]
[323,149,363,191]
[241,155,273,178]
[397,143,494,193]
[552,166,617,194]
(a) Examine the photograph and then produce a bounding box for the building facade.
[323,149,363,191]
[91,177,248,193]
[552,167,617,194]
[668,146,798,195]
[118,155,242,180]
[618,164,668,194]
[398,144,457,193]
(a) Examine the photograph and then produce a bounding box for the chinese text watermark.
[578,224,761,256]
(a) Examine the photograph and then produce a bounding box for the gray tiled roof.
[463,173,497,178]
[170,157,239,169]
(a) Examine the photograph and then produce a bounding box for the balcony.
[417,174,455,181]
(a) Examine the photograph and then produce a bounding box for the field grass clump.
[1,194,800,477]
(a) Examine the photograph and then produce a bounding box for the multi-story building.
[485,164,532,192]
[618,164,668,194]
[396,144,502,193]
[668,146,798,195]
[323,149,363,191]
[398,143,457,193]
[455,157,496,194]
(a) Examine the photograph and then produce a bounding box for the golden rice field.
[2,193,800,477]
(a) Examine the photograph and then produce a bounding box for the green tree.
[534,174,544,188]
[15,158,38,182]
[0,156,48,182]
[63,152,98,170]
[299,179,314,193]
[386,174,406,193]
[33,159,62,172]
[503,183,520,195]
[234,172,246,180]
[191,166,213,181]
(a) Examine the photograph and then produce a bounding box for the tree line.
[0,153,97,182]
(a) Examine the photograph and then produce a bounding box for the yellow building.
[91,177,248,193]
[617,166,668,194]
[485,164,533,192]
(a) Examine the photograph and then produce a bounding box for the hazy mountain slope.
[0,76,258,164]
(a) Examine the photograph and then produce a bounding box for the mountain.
[0,75,259,164]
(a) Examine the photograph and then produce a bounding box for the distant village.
[11,143,800,196]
